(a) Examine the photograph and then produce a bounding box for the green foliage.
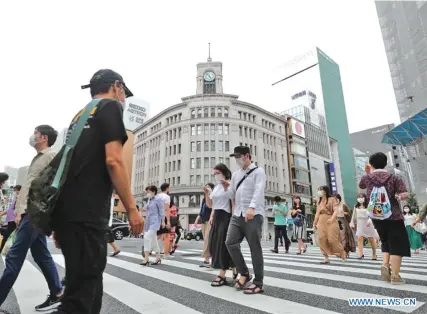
[407,193,419,213]
[311,200,317,215]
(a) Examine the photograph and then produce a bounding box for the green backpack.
[27,99,102,235]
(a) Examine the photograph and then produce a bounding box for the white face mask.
[235,157,244,168]
[317,190,324,197]
[404,208,410,213]
[357,198,365,204]
[214,174,224,183]
[29,134,38,147]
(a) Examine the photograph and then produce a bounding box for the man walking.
[50,69,143,314]
[0,125,63,311]
[157,183,171,256]
[224,146,265,294]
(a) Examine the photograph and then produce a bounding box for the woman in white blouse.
[208,163,237,287]
[350,193,379,260]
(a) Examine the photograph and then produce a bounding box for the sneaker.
[35,294,62,311]
[199,260,210,267]
[391,274,405,285]
[381,264,391,282]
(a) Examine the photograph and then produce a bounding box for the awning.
[382,108,427,146]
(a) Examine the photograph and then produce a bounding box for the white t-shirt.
[211,184,231,213]
[108,197,115,227]
[158,192,171,206]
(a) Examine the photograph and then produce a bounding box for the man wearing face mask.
[0,125,64,312]
[223,146,266,295]
[50,69,143,314]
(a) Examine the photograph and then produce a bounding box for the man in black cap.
[223,146,266,295]
[50,69,143,314]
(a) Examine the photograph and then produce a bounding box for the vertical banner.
[329,163,338,194]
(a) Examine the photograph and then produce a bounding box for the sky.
[0,0,400,170]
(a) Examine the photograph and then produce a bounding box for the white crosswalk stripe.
[0,245,426,313]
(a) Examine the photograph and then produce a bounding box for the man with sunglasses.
[50,69,143,314]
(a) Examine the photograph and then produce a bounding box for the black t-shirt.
[291,205,305,218]
[53,99,128,229]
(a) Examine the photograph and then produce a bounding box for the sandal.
[232,268,238,280]
[234,274,252,290]
[244,284,264,294]
[211,276,227,287]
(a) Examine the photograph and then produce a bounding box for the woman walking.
[335,194,356,258]
[313,186,347,264]
[350,193,378,260]
[403,205,423,254]
[141,185,165,266]
[291,196,307,254]
[209,163,237,286]
[194,183,214,267]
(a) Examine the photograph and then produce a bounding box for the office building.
[3,166,18,187]
[375,1,427,202]
[272,48,357,206]
[133,56,292,232]
[16,166,29,186]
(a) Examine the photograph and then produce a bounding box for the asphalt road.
[1,237,426,314]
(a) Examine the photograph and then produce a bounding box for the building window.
[173,161,176,171]
[239,126,242,136]
[225,157,230,167]
[204,124,209,135]
[178,160,181,170]
[191,125,196,136]
[218,141,223,151]
[204,78,216,94]
[211,141,215,151]
[204,107,209,118]
[196,158,201,169]
[178,144,181,154]
[197,125,202,135]
[197,141,201,152]
[196,175,201,185]
[190,175,195,185]
[174,145,177,155]
[211,107,216,117]
[225,141,230,151]
[204,157,209,168]
[204,175,209,183]
[173,129,177,139]
[177,176,180,184]
[191,110,196,119]
[224,124,229,135]
[217,108,222,117]
[178,128,182,138]
[211,157,216,168]
[197,109,202,118]
[224,108,229,118]
[191,142,196,152]
[190,158,195,169]
[204,140,209,151]
[210,124,215,135]
[219,157,224,164]
[218,125,223,135]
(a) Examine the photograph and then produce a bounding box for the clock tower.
[196,44,223,95]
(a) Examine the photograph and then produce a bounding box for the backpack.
[367,176,392,220]
[27,99,102,236]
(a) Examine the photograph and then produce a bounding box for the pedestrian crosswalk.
[1,245,427,313]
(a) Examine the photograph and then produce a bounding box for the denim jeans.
[0,215,62,306]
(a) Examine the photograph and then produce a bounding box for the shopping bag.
[2,230,16,256]
[312,230,319,247]
[414,222,427,234]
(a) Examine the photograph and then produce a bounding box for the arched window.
[191,110,196,119]
[224,108,229,118]
[204,107,209,118]
[197,109,202,118]
[211,107,216,117]
[217,108,222,118]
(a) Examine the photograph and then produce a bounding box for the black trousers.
[274,225,290,250]
[0,221,16,253]
[55,223,107,314]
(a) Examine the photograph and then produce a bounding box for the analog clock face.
[204,71,216,82]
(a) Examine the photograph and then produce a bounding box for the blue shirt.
[273,204,288,225]
[144,195,165,232]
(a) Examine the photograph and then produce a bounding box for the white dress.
[350,206,379,239]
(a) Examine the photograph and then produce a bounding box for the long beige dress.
[316,197,344,256]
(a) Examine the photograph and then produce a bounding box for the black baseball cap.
[81,69,134,98]
[230,145,250,157]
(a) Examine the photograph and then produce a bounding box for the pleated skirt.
[209,209,234,270]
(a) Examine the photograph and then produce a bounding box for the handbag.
[27,99,102,236]
[414,222,427,234]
